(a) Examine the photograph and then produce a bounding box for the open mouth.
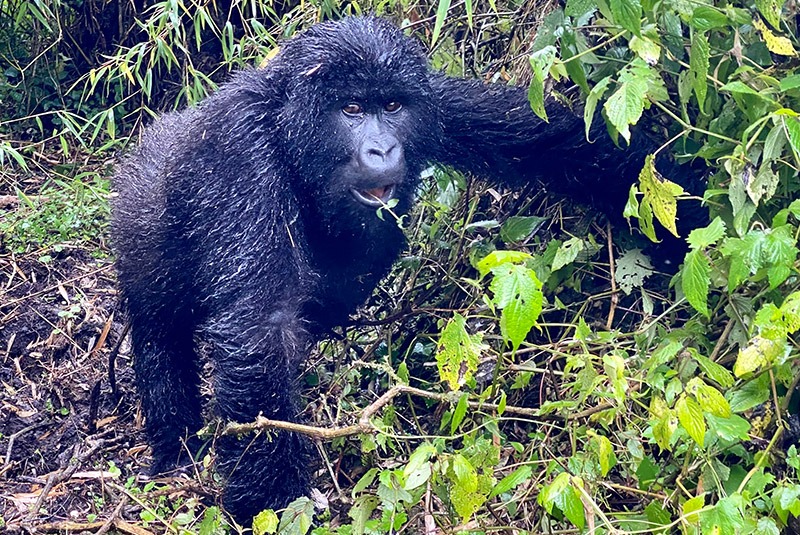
[350,184,397,208]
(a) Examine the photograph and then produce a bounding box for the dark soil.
[0,247,217,533]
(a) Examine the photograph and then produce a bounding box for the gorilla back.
[113,15,696,524]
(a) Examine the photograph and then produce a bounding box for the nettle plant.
[290,0,800,533]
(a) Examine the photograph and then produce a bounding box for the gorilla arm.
[428,73,701,221]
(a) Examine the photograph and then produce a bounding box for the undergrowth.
[2,0,800,533]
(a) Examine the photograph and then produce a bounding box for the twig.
[605,221,617,331]
[24,440,105,522]
[2,422,50,473]
[96,495,130,535]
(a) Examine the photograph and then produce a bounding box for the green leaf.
[489,466,533,498]
[706,413,751,442]
[430,0,452,47]
[747,164,780,206]
[729,374,772,413]
[552,237,586,271]
[681,249,711,317]
[489,263,544,350]
[610,0,642,35]
[538,473,585,529]
[253,510,279,535]
[584,76,612,139]
[700,495,745,534]
[591,434,617,476]
[604,75,648,142]
[683,495,704,526]
[690,351,734,388]
[348,496,379,535]
[676,395,706,447]
[451,392,469,434]
[528,47,557,121]
[687,378,731,417]
[277,497,315,535]
[436,314,486,390]
[500,215,548,243]
[754,517,781,535]
[689,6,730,31]
[687,217,726,249]
[720,80,762,96]
[690,31,710,110]
[629,35,660,65]
[755,0,783,28]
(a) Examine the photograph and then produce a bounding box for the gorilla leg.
[204,306,311,522]
[129,310,204,473]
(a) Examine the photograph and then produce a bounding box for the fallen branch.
[222,383,610,439]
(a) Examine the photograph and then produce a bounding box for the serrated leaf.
[614,248,654,295]
[677,395,706,447]
[755,0,783,28]
[476,250,532,277]
[763,123,787,161]
[489,466,533,498]
[690,31,710,109]
[747,164,779,205]
[538,473,585,528]
[700,496,745,534]
[734,335,784,377]
[252,510,279,535]
[552,237,586,271]
[690,351,734,388]
[639,154,684,237]
[681,249,711,317]
[500,215,548,243]
[604,76,648,142]
[691,380,732,417]
[720,80,762,95]
[277,497,314,535]
[630,35,660,65]
[489,264,543,350]
[690,6,730,31]
[436,314,485,390]
[754,18,796,56]
[687,217,726,249]
[592,434,617,476]
[729,374,772,413]
[528,47,557,121]
[610,0,642,35]
[349,496,379,535]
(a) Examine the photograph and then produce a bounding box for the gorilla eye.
[384,101,402,113]
[343,103,363,116]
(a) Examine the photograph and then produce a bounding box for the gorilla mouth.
[350,184,397,207]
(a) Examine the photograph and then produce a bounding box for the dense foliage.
[3,0,800,533]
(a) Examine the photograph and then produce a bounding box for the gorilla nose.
[360,138,404,176]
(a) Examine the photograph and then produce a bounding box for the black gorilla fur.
[113,16,699,522]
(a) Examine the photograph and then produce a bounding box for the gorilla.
[112,16,697,523]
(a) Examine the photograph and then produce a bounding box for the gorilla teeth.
[350,184,396,207]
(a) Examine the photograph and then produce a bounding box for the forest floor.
[0,170,233,533]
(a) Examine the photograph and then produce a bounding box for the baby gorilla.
[113,16,693,522]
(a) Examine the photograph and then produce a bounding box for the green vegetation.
[3,0,800,533]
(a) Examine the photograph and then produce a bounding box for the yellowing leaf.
[754,18,796,56]
[436,314,486,390]
[639,154,685,237]
[734,335,784,377]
